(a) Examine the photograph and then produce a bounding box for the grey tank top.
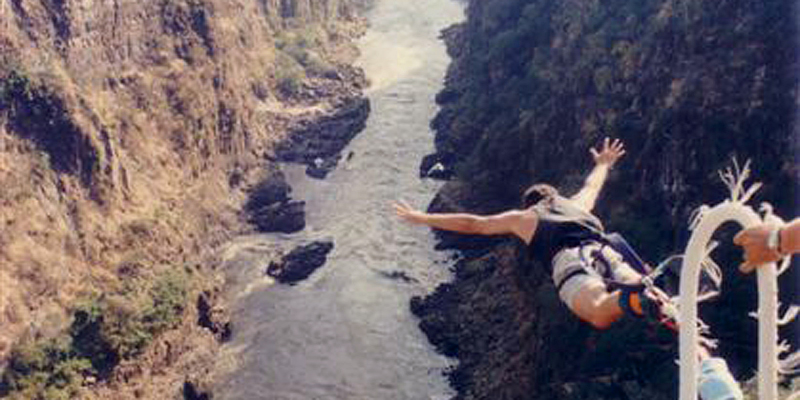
[526,196,605,271]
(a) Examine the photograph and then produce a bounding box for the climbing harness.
[556,232,723,337]
[553,231,656,293]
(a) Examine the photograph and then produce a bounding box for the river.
[215,1,465,399]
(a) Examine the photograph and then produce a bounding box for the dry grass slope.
[0,0,369,397]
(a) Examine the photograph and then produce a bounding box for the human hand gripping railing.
[678,160,797,400]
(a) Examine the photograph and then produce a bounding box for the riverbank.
[98,30,373,400]
[211,1,464,399]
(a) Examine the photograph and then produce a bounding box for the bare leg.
[568,280,625,329]
[558,247,647,329]
[571,280,715,361]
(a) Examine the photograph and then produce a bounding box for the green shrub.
[275,28,323,52]
[68,297,119,377]
[71,269,188,370]
[302,51,334,76]
[0,269,190,398]
[0,337,92,400]
[275,51,306,96]
[0,70,34,109]
[142,269,188,333]
[274,28,333,78]
[281,43,309,65]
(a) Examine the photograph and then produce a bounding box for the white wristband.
[767,228,781,253]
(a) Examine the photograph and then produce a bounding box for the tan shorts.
[551,243,635,309]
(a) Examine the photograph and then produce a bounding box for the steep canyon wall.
[416,0,799,399]
[0,0,368,397]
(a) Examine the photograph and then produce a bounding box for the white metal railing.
[678,161,798,400]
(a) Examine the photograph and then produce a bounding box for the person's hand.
[733,224,781,273]
[590,137,626,168]
[393,201,426,225]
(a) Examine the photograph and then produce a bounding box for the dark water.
[215,1,464,399]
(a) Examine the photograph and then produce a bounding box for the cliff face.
[432,0,797,230]
[416,0,798,399]
[0,0,368,397]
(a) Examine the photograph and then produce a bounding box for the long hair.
[521,183,558,208]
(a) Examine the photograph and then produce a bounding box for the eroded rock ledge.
[274,95,370,179]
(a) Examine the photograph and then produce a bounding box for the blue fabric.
[602,232,652,275]
[698,358,744,400]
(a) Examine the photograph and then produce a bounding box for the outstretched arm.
[570,137,626,212]
[393,201,531,238]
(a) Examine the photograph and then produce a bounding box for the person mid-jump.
[395,138,743,400]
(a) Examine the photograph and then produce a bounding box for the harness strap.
[617,283,681,332]
[554,242,613,293]
[588,247,612,278]
[601,232,652,275]
[555,266,588,293]
[618,286,640,317]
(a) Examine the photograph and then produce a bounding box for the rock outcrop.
[415,0,799,399]
[274,95,370,178]
[266,240,335,284]
[420,152,456,180]
[197,290,232,343]
[249,200,307,233]
[245,166,307,233]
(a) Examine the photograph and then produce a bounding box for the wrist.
[596,162,613,169]
[777,227,786,255]
[767,227,783,255]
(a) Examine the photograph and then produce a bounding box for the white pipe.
[679,201,778,400]
[757,260,779,400]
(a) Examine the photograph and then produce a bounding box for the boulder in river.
[245,166,306,233]
[266,240,335,284]
[420,152,455,180]
[245,167,291,207]
[248,200,306,233]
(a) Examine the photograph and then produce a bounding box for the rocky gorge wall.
[0,0,369,398]
[416,0,798,399]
